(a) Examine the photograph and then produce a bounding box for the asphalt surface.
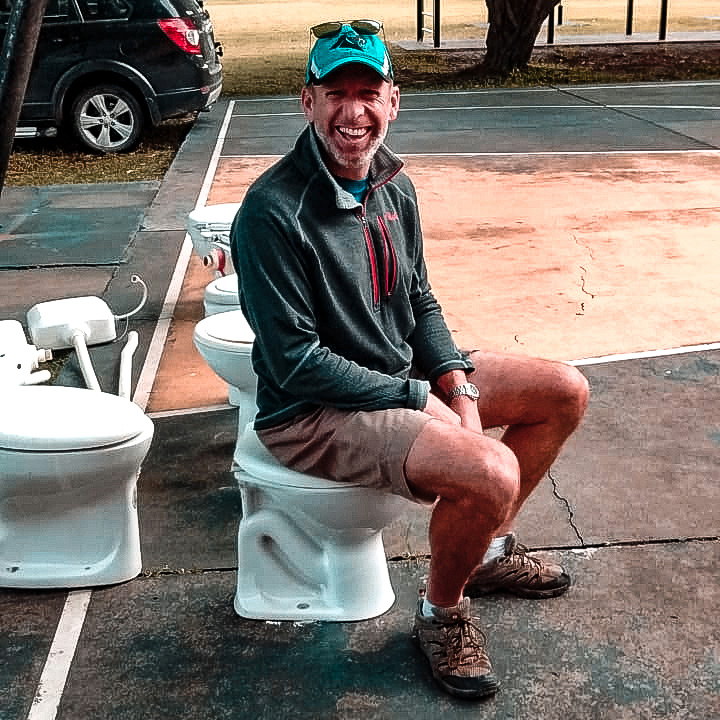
[1,79,719,719]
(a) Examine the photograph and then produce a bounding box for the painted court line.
[144,342,720,422]
[220,149,720,161]
[230,104,719,119]
[399,149,720,156]
[148,403,233,419]
[570,342,720,367]
[24,101,237,720]
[407,81,720,96]
[25,591,92,720]
[133,99,236,412]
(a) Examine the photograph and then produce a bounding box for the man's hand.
[423,391,462,425]
[423,391,484,434]
[426,369,484,435]
[449,394,483,434]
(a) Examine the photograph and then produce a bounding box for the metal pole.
[0,0,50,197]
[433,0,440,48]
[626,0,634,36]
[547,6,555,44]
[659,0,668,40]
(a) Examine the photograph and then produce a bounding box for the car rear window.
[75,0,199,21]
[130,0,198,20]
[1,0,75,23]
[76,0,133,19]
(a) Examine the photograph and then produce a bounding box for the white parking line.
[148,341,720,423]
[24,100,238,720]
[132,99,236,413]
[399,149,720,156]
[26,591,92,720]
[569,342,720,367]
[229,103,719,118]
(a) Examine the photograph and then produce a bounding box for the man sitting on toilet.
[230,20,589,700]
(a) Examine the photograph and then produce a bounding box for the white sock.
[482,534,510,565]
[422,596,447,617]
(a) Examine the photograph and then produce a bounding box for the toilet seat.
[194,309,255,350]
[1,386,148,451]
[204,274,239,307]
[235,429,367,490]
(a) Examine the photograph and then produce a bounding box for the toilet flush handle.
[203,247,227,275]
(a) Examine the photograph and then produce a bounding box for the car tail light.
[157,18,202,54]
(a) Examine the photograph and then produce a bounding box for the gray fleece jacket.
[230,125,473,430]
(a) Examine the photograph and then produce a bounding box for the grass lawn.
[208,0,720,94]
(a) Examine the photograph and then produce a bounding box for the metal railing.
[416,0,440,48]
[417,0,679,48]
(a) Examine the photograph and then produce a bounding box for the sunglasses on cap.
[310,19,383,39]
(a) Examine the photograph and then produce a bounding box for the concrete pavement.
[1,82,719,719]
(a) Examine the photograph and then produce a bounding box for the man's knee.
[462,442,520,526]
[556,364,590,428]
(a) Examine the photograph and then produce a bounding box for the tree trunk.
[0,0,50,197]
[482,0,558,76]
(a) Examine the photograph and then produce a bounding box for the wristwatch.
[447,383,480,403]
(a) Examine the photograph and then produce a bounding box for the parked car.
[1,0,222,153]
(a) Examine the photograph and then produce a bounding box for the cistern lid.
[187,202,242,229]
[0,386,150,451]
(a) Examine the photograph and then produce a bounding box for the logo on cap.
[331,33,367,51]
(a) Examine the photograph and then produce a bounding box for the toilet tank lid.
[0,386,152,451]
[187,203,242,230]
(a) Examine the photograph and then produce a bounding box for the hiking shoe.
[413,590,500,699]
[464,533,570,599]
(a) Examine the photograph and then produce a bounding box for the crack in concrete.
[574,234,596,316]
[548,467,585,546]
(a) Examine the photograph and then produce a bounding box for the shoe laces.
[500,542,544,580]
[440,613,489,670]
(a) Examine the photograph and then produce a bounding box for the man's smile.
[336,125,371,141]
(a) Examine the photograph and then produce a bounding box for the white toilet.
[202,275,241,406]
[203,273,240,316]
[193,309,409,621]
[0,385,154,588]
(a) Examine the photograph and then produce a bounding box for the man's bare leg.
[467,351,590,535]
[404,419,520,607]
[405,417,520,698]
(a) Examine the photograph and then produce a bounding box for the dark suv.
[1,0,222,152]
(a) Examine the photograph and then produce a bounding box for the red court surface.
[148,150,720,413]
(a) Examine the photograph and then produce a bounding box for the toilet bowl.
[193,309,409,621]
[233,430,408,621]
[203,273,240,316]
[193,308,256,419]
[0,385,154,588]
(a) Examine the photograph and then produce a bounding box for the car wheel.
[71,84,144,153]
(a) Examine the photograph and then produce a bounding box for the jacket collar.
[292,125,403,209]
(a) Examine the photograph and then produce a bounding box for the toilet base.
[0,553,142,589]
[0,496,142,589]
[234,507,396,622]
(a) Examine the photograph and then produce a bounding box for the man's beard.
[314,123,388,174]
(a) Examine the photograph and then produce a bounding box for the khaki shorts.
[256,406,432,503]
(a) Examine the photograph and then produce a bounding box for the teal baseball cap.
[306,21,394,84]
